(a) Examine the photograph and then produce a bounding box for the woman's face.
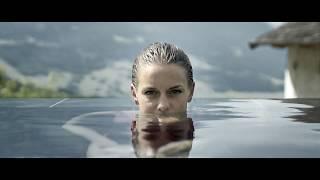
[131,64,194,115]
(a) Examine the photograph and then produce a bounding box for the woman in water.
[63,42,195,158]
[130,42,195,157]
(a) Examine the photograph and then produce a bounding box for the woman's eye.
[144,91,156,95]
[169,90,182,95]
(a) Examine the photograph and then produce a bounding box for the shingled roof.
[249,22,320,49]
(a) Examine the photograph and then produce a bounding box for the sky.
[0,22,289,98]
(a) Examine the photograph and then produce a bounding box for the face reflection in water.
[131,113,194,158]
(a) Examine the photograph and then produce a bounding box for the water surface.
[0,98,319,158]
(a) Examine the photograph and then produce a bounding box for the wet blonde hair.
[132,42,194,88]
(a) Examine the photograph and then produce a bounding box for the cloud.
[113,35,145,45]
[25,36,60,48]
[231,47,244,58]
[0,39,19,46]
[193,79,217,98]
[258,73,284,87]
[78,59,132,97]
[211,90,283,98]
[188,54,220,72]
[0,58,73,90]
[264,22,286,29]
[225,70,250,77]
[0,36,59,48]
[193,78,283,98]
[0,58,26,81]
[47,71,73,90]
[75,48,98,60]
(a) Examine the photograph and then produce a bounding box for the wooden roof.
[249,22,320,49]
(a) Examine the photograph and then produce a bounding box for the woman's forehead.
[137,64,188,87]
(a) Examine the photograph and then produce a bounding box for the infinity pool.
[1,98,319,158]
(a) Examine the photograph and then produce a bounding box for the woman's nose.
[157,96,170,113]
